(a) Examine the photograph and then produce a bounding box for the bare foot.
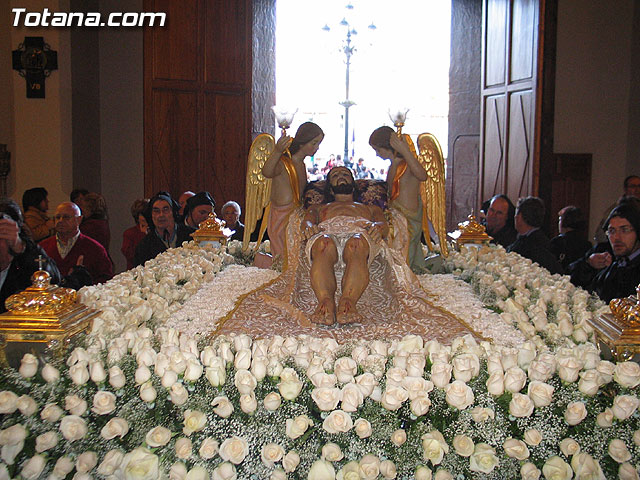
[336,297,363,324]
[311,298,336,325]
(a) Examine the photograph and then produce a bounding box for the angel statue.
[369,123,448,273]
[243,121,324,264]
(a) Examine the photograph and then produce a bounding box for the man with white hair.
[39,202,113,285]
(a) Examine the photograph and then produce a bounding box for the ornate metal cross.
[12,36,58,98]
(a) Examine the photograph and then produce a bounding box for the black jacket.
[592,252,640,303]
[507,229,564,275]
[134,224,195,267]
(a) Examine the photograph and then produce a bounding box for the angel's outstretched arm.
[390,133,427,181]
[262,134,293,179]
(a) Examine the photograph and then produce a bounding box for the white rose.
[205,364,227,387]
[408,392,430,417]
[397,335,424,353]
[65,394,87,416]
[406,353,427,377]
[619,463,640,480]
[200,346,217,367]
[240,393,257,414]
[421,430,449,465]
[278,377,303,400]
[109,366,127,389]
[270,469,286,480]
[92,391,117,415]
[186,466,208,480]
[184,359,204,382]
[570,452,603,480]
[381,385,409,411]
[140,381,157,403]
[380,460,397,479]
[354,418,372,439]
[341,383,364,412]
[527,381,554,407]
[542,456,573,480]
[0,423,27,446]
[251,357,267,381]
[17,395,37,416]
[311,372,336,388]
[509,393,534,418]
[1,440,23,465]
[97,449,125,476]
[389,428,407,447]
[101,417,129,440]
[42,363,60,383]
[503,438,529,460]
[359,454,381,480]
[234,348,252,370]
[90,361,107,383]
[52,456,75,479]
[199,436,219,459]
[260,442,284,467]
[323,410,353,434]
[386,367,408,387]
[469,443,498,474]
[504,367,527,393]
[559,438,580,457]
[118,447,159,480]
[557,356,582,383]
[470,407,494,422]
[212,396,234,418]
[76,451,98,473]
[321,442,343,462]
[308,459,335,480]
[528,359,554,382]
[19,353,38,378]
[183,409,207,435]
[134,365,151,386]
[612,395,640,420]
[452,434,474,457]
[264,392,282,411]
[520,462,541,480]
[283,450,300,473]
[486,372,505,396]
[609,438,632,463]
[170,383,189,406]
[69,362,90,385]
[35,431,58,452]
[145,426,172,447]
[597,408,614,427]
[578,369,603,396]
[285,414,313,439]
[218,341,234,363]
[233,334,252,351]
[564,401,587,426]
[312,387,342,411]
[614,362,640,388]
[444,380,474,410]
[67,347,90,366]
[452,354,479,382]
[20,454,47,480]
[169,351,188,374]
[59,415,88,442]
[370,340,389,356]
[212,462,237,480]
[175,437,193,459]
[597,360,615,384]
[41,403,63,423]
[219,436,249,464]
[524,429,542,446]
[415,466,433,480]
[429,363,452,388]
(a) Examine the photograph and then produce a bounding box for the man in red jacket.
[39,202,113,285]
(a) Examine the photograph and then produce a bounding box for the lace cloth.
[216,208,479,344]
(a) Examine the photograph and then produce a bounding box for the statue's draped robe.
[217,208,478,343]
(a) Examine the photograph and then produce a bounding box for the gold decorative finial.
[4,266,77,316]
[447,212,493,250]
[192,211,233,246]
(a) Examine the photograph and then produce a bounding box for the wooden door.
[479,0,539,206]
[144,0,252,208]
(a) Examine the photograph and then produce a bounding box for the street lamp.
[322,5,376,163]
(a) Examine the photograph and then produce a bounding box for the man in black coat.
[134,192,195,267]
[507,196,563,275]
[485,194,518,248]
[590,202,640,303]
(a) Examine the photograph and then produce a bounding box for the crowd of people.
[305,153,388,182]
[481,174,640,303]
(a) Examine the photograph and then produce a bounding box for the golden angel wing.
[417,133,448,257]
[243,133,274,252]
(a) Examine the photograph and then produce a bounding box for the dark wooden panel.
[481,94,506,201]
[548,153,592,236]
[204,92,250,209]
[506,90,534,201]
[204,0,251,87]
[150,0,199,82]
[510,0,535,82]
[149,90,199,195]
[484,0,507,88]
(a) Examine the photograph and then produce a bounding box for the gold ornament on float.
[192,211,233,247]
[447,213,492,250]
